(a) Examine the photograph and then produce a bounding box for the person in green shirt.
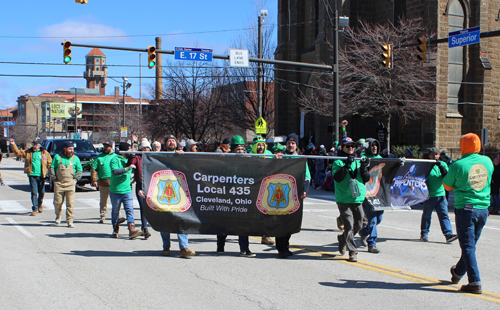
[331,137,370,262]
[419,147,457,243]
[443,133,493,294]
[91,141,118,223]
[109,142,142,239]
[50,141,82,227]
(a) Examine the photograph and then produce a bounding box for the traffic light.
[417,36,427,62]
[381,44,392,68]
[63,41,72,64]
[147,46,156,69]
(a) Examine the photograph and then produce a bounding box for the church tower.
[83,48,108,95]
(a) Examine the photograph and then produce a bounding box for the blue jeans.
[421,196,453,237]
[161,232,188,250]
[110,192,135,225]
[360,202,384,247]
[135,184,148,229]
[28,175,45,211]
[491,195,500,211]
[454,208,488,285]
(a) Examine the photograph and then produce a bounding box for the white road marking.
[6,217,33,238]
[0,200,29,212]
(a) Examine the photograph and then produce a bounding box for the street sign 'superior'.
[255,117,267,134]
[174,47,213,61]
[449,26,480,48]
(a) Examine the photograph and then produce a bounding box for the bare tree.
[148,61,233,143]
[299,17,436,149]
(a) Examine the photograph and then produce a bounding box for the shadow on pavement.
[319,279,455,293]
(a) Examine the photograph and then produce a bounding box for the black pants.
[276,234,291,253]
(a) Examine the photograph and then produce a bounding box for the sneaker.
[240,251,256,258]
[450,265,462,284]
[368,246,380,253]
[359,233,368,247]
[30,210,38,216]
[460,284,482,294]
[261,236,275,245]
[180,248,196,258]
[446,234,458,243]
[348,251,358,262]
[162,248,171,256]
[1,183,5,186]
[420,235,429,242]
[118,217,126,224]
[278,251,291,258]
[337,234,346,256]
[287,250,294,256]
[55,217,61,225]
[216,247,225,254]
[68,223,75,228]
[98,217,105,224]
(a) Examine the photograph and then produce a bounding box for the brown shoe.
[261,236,275,245]
[450,265,462,284]
[337,234,346,256]
[143,228,152,240]
[128,223,142,239]
[118,217,126,224]
[348,251,358,262]
[368,246,380,253]
[38,205,43,213]
[162,248,171,256]
[30,210,38,216]
[460,284,482,294]
[180,248,196,258]
[112,224,119,238]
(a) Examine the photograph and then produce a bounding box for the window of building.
[96,67,99,71]
[447,0,465,117]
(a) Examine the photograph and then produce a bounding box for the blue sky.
[0,0,277,109]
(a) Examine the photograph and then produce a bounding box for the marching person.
[359,138,384,253]
[10,138,52,216]
[420,147,457,243]
[109,142,142,239]
[50,141,82,227]
[275,133,310,258]
[216,135,256,257]
[443,133,493,294]
[332,137,370,262]
[91,141,121,223]
[152,135,195,258]
[250,135,275,246]
[216,138,231,153]
[128,139,152,239]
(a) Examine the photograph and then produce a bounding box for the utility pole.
[332,1,339,143]
[74,89,78,135]
[122,77,132,128]
[257,9,268,119]
[139,53,142,115]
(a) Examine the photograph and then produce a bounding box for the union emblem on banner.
[146,169,192,212]
[256,174,300,215]
[365,163,385,198]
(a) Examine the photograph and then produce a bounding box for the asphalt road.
[1,157,499,309]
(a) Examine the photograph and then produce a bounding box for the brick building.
[275,0,500,157]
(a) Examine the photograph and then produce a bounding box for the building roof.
[0,107,16,117]
[86,48,106,57]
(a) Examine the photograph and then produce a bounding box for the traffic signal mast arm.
[67,43,334,71]
[393,29,500,49]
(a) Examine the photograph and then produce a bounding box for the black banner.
[364,159,402,211]
[390,161,435,207]
[142,153,305,237]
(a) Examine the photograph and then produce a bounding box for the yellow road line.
[250,237,500,304]
[0,170,28,179]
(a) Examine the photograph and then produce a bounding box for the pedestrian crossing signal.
[148,46,156,69]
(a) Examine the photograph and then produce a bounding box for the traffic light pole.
[333,2,340,143]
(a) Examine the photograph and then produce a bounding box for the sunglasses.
[344,144,356,149]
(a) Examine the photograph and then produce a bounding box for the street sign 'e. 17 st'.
[449,26,480,48]
[174,47,213,61]
[2,121,15,126]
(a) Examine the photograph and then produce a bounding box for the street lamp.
[257,9,268,120]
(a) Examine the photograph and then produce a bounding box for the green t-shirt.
[30,151,42,177]
[443,153,493,209]
[110,156,132,194]
[331,159,366,204]
[426,161,448,197]
[91,153,116,180]
[50,154,83,175]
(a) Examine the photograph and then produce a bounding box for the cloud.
[38,20,129,43]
